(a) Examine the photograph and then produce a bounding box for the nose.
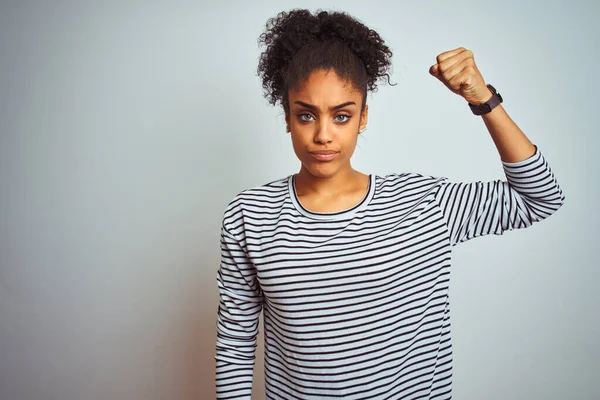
[314,119,333,144]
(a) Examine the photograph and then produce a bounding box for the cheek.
[342,132,359,154]
[289,133,308,158]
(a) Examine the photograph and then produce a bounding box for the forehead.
[289,69,362,104]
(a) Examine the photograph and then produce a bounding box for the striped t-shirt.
[215,146,564,399]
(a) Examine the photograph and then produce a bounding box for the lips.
[309,150,339,162]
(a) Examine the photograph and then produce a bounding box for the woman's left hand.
[429,47,492,105]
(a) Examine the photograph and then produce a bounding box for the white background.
[0,1,598,399]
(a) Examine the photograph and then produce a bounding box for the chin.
[302,162,342,179]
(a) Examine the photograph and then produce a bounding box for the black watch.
[468,84,503,115]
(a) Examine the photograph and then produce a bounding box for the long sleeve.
[434,146,565,246]
[215,225,263,399]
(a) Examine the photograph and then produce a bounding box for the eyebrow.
[293,101,356,111]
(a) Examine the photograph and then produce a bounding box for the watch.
[468,84,503,115]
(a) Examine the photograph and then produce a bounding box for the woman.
[215,9,564,400]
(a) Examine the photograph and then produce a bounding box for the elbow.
[526,189,565,223]
[549,186,566,214]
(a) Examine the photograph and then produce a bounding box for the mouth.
[309,150,339,162]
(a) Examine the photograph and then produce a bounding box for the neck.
[295,164,364,196]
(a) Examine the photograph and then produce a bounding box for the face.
[285,69,368,180]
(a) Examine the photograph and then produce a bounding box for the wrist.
[465,85,494,105]
[468,84,503,116]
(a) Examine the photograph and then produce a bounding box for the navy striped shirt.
[215,146,564,399]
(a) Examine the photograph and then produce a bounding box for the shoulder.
[375,172,448,192]
[222,175,291,233]
[371,172,449,209]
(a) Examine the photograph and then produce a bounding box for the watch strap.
[468,84,503,115]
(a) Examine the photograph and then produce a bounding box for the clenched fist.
[429,47,492,105]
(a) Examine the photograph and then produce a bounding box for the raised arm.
[428,48,564,245]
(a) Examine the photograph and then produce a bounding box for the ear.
[285,113,290,132]
[359,104,369,132]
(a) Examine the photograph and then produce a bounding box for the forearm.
[429,47,538,163]
[480,103,536,163]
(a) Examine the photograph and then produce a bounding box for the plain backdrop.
[0,1,598,399]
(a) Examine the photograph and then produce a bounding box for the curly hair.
[257,9,394,114]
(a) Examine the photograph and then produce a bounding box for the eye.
[298,113,314,122]
[335,114,351,123]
